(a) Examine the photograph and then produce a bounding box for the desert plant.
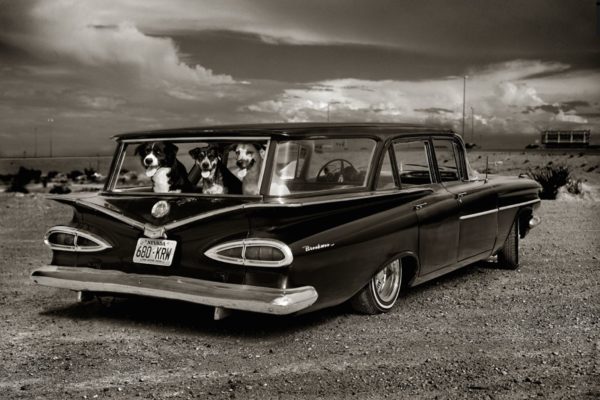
[566,179,583,195]
[527,164,571,200]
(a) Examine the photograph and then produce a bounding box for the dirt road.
[0,194,598,399]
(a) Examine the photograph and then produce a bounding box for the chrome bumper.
[31,266,318,315]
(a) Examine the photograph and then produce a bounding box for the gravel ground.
[0,194,598,399]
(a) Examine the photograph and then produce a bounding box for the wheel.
[351,259,402,314]
[498,221,519,269]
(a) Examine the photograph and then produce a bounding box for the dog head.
[189,145,221,180]
[134,141,178,177]
[234,143,265,172]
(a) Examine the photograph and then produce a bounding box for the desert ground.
[0,150,599,399]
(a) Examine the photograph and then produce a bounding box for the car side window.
[432,139,461,182]
[376,149,396,190]
[392,140,432,187]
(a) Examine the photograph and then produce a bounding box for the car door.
[431,138,498,261]
[392,139,460,276]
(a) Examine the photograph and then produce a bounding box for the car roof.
[114,123,455,141]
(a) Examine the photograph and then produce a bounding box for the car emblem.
[151,200,170,218]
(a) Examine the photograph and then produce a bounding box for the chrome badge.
[151,200,170,218]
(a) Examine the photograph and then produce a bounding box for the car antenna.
[485,156,489,183]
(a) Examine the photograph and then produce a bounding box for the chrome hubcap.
[373,259,401,302]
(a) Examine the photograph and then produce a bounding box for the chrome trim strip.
[77,200,146,230]
[120,136,271,143]
[61,188,432,236]
[44,226,112,252]
[286,187,433,207]
[498,199,540,211]
[459,209,497,220]
[204,238,294,267]
[31,266,318,315]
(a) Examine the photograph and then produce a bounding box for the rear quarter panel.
[247,192,426,311]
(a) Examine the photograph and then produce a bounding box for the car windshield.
[110,139,269,196]
[268,138,376,196]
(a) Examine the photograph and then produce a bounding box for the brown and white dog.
[134,141,192,193]
[189,145,226,194]
[234,143,265,195]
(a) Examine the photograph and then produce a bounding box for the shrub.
[528,165,571,200]
[6,167,41,193]
[566,179,583,195]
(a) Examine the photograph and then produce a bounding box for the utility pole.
[470,107,474,144]
[34,127,38,157]
[462,75,468,137]
[47,117,54,157]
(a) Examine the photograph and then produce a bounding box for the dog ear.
[254,143,266,159]
[164,142,179,154]
[189,147,201,159]
[134,143,146,157]
[163,142,178,165]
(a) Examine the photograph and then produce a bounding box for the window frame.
[264,136,378,198]
[104,137,271,198]
[390,137,434,189]
[429,137,468,184]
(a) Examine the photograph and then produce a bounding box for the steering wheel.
[316,159,358,183]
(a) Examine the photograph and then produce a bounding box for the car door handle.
[414,202,427,210]
[456,192,467,203]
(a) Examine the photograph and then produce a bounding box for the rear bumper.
[31,266,318,315]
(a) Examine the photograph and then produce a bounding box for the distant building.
[541,130,590,148]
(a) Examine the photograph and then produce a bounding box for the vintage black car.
[32,123,541,318]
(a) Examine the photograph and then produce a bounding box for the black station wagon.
[32,123,542,319]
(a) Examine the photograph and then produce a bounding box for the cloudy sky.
[0,0,599,156]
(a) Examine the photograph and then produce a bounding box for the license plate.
[133,238,177,266]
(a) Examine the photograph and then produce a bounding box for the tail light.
[44,226,112,252]
[205,239,293,267]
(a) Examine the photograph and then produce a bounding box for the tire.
[351,259,402,314]
[498,220,519,269]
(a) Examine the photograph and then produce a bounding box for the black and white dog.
[134,141,192,193]
[189,145,227,194]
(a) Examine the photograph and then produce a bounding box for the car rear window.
[268,138,376,196]
[111,139,269,196]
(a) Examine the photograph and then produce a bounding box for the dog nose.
[144,157,152,166]
[201,162,210,169]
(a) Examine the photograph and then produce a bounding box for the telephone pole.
[470,107,474,143]
[462,75,468,136]
[47,117,54,157]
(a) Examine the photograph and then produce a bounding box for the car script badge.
[151,200,170,218]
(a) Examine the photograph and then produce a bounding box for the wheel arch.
[352,251,420,296]
[517,206,534,239]
[396,251,420,288]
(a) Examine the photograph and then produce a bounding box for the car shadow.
[39,295,350,337]
[400,259,502,298]
[39,260,503,336]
